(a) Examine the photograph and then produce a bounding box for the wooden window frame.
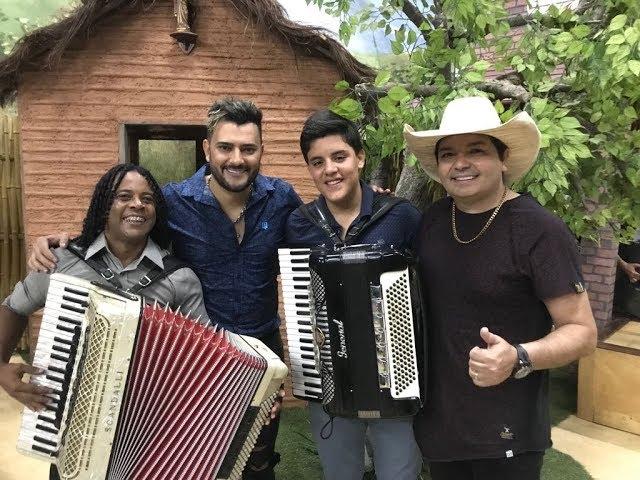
[120,123,208,172]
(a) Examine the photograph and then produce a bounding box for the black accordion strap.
[298,194,405,247]
[344,194,403,244]
[67,242,188,294]
[298,200,343,246]
[68,242,124,289]
[127,256,190,294]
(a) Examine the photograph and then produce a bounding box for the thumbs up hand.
[468,327,518,387]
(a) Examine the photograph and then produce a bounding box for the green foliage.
[311,0,640,243]
[0,0,78,54]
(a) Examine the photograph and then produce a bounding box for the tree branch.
[355,79,532,103]
[402,1,430,35]
[355,78,573,105]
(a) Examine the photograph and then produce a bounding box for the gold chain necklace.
[451,188,508,244]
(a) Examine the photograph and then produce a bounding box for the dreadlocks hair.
[206,97,263,140]
[73,164,171,250]
[300,109,364,163]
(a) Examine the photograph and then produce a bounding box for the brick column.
[579,227,621,339]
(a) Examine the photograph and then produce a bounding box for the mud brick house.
[0,0,373,403]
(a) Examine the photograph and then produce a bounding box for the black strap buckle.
[100,269,115,281]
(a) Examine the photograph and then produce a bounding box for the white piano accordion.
[278,245,427,419]
[17,273,288,480]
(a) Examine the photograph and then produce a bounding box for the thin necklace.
[451,188,508,244]
[207,175,252,239]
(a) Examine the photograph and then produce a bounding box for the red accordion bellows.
[108,304,267,480]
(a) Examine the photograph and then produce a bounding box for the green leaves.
[387,85,410,101]
[609,14,628,31]
[334,80,350,91]
[463,71,483,82]
[330,98,363,122]
[374,71,392,88]
[377,84,412,114]
[559,116,582,130]
[378,96,398,114]
[459,51,472,69]
[606,34,626,45]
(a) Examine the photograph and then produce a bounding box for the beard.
[210,164,259,193]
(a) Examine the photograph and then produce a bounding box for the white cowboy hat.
[403,96,541,185]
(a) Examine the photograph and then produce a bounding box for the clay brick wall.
[580,229,620,339]
[505,0,529,14]
[16,0,344,405]
[482,0,568,80]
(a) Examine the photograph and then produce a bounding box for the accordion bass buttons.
[370,284,390,389]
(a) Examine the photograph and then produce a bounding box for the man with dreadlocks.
[0,164,209,478]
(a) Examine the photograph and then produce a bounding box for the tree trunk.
[367,157,393,188]
[395,163,437,211]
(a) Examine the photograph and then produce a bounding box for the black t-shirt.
[414,194,584,461]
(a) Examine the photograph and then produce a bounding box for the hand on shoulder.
[28,232,70,273]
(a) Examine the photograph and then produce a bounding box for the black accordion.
[279,244,428,418]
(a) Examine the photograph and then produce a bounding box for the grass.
[274,365,592,479]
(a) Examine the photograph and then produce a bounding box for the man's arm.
[171,268,211,325]
[617,255,640,283]
[468,292,597,387]
[0,306,51,410]
[523,291,597,369]
[28,232,70,272]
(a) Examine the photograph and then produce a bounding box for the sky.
[278,0,390,54]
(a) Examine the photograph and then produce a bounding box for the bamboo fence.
[0,110,28,351]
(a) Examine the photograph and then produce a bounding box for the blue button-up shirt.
[285,182,421,249]
[163,166,301,336]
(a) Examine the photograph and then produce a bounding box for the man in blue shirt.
[163,99,301,338]
[285,109,423,480]
[162,99,301,480]
[29,99,301,480]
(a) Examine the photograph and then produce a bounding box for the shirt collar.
[318,180,374,224]
[85,233,165,269]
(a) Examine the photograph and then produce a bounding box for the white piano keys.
[17,275,91,461]
[278,248,325,402]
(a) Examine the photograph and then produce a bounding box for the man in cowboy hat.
[404,96,597,479]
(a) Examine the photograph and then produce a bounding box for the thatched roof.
[0,0,374,104]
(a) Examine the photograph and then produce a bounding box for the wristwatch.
[512,344,533,379]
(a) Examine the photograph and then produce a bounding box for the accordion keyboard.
[17,275,90,459]
[278,248,325,401]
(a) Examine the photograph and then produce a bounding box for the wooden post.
[0,114,9,300]
[0,109,27,351]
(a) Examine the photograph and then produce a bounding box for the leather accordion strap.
[298,194,405,247]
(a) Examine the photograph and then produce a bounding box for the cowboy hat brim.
[403,111,541,185]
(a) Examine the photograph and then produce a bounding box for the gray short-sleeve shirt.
[2,234,210,323]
